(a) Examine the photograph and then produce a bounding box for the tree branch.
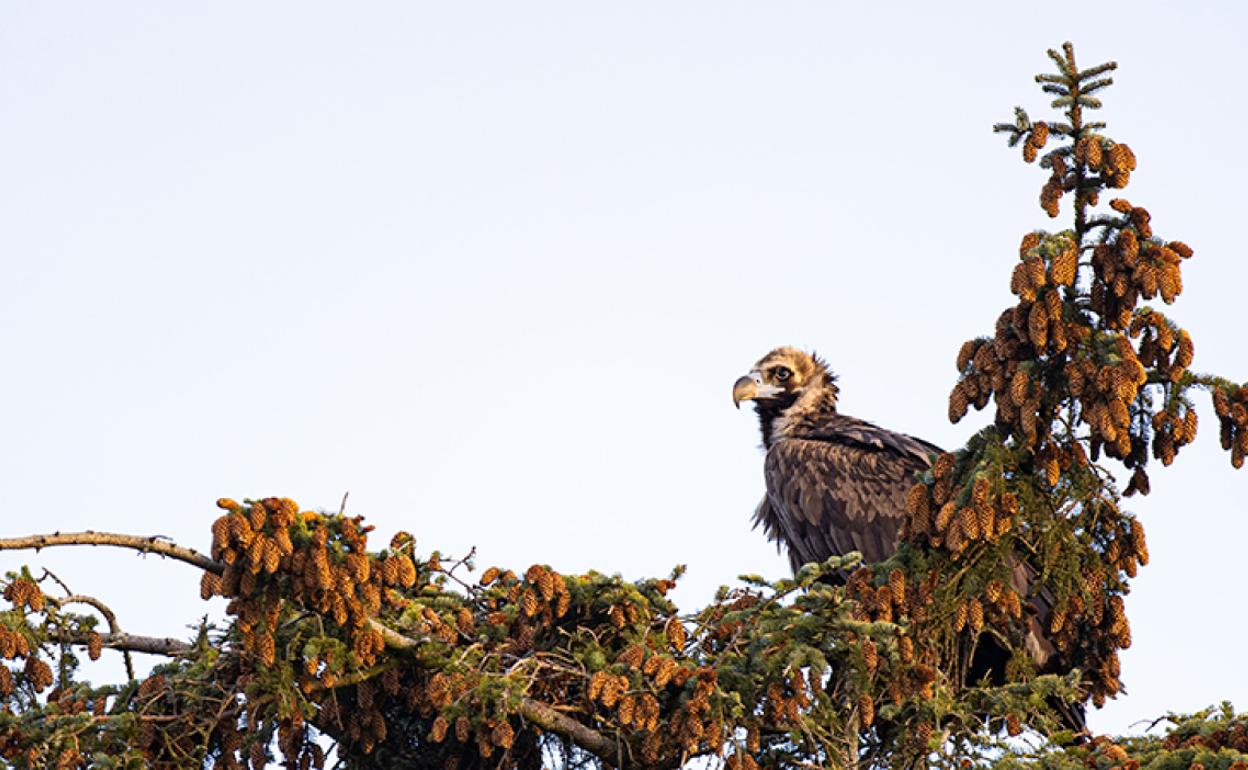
[369,618,421,650]
[101,632,193,657]
[519,697,621,761]
[52,629,194,657]
[0,531,222,574]
[48,593,136,679]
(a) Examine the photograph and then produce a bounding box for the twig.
[39,568,74,596]
[434,546,479,593]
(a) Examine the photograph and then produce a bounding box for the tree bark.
[0,531,221,573]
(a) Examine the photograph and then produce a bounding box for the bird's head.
[732,347,838,413]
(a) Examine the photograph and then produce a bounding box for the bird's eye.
[774,367,792,382]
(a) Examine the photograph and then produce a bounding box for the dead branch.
[48,593,136,679]
[519,697,621,761]
[0,531,222,574]
[52,629,193,657]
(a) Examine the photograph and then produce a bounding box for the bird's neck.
[757,387,839,448]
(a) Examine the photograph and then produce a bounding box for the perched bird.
[733,346,1086,733]
[731,346,940,573]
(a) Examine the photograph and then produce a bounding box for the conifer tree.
[0,42,1244,770]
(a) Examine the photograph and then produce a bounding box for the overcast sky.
[2,2,1245,738]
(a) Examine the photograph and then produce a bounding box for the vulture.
[732,346,1086,733]
[732,347,939,573]
[732,347,940,573]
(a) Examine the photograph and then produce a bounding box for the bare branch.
[369,618,421,650]
[519,697,622,761]
[53,594,121,631]
[0,531,222,574]
[39,568,74,596]
[52,629,193,657]
[101,632,193,657]
[48,593,136,679]
[433,546,479,594]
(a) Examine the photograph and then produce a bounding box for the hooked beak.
[732,374,759,409]
[734,369,790,408]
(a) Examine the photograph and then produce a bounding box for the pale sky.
[2,2,1245,738]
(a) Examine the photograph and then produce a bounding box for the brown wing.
[754,420,937,573]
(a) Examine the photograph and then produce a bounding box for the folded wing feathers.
[761,414,937,571]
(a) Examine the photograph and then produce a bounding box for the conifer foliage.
[909,41,1245,720]
[0,43,1244,769]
